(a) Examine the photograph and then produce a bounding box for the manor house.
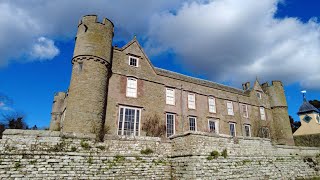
[49,15,294,145]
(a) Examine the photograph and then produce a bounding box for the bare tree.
[142,114,166,137]
[0,112,28,138]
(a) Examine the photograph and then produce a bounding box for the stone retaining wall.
[170,132,320,179]
[0,129,319,179]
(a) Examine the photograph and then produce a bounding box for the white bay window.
[118,106,141,136]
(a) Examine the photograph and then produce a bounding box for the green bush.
[294,134,320,147]
[87,157,93,164]
[71,146,77,152]
[114,155,125,162]
[96,145,106,150]
[80,140,91,150]
[29,160,37,165]
[14,162,21,169]
[207,156,214,160]
[210,151,220,159]
[207,150,220,160]
[140,148,154,155]
[221,149,228,158]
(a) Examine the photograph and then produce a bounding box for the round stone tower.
[62,15,114,138]
[266,81,295,145]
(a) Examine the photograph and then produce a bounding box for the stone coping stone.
[169,131,271,142]
[3,129,60,137]
[275,144,320,150]
[61,132,96,139]
[2,129,96,140]
[104,134,170,142]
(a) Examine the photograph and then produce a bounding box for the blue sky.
[0,0,320,128]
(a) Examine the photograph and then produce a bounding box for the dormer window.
[129,56,139,67]
[257,92,262,99]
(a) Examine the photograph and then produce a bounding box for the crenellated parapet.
[73,15,114,64]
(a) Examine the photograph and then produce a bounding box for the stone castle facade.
[49,15,294,145]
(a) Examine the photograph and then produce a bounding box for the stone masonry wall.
[170,132,320,179]
[0,130,171,179]
[0,129,320,179]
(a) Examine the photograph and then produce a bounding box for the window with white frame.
[189,117,197,131]
[166,88,175,105]
[208,119,219,134]
[128,56,139,67]
[229,122,236,137]
[208,97,216,113]
[242,104,248,118]
[118,106,141,136]
[166,113,175,137]
[126,77,137,97]
[227,101,234,115]
[257,92,262,99]
[188,93,196,109]
[260,107,266,120]
[244,124,251,137]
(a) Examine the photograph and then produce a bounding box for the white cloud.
[0,101,13,111]
[0,0,188,66]
[146,0,320,90]
[0,2,59,65]
[1,0,320,90]
[30,37,59,60]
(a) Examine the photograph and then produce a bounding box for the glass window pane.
[209,121,216,133]
[189,117,196,131]
[166,114,174,137]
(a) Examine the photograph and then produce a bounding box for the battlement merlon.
[73,15,114,64]
[78,15,114,29]
[266,80,288,108]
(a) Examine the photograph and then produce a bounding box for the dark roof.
[154,68,245,95]
[298,100,320,115]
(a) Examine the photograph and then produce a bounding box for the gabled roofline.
[116,38,247,96]
[115,37,157,73]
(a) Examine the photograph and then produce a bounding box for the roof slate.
[298,100,320,115]
[155,68,245,95]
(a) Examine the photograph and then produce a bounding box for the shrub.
[71,146,77,152]
[80,140,91,150]
[207,156,214,160]
[135,156,142,161]
[141,114,166,137]
[14,162,21,169]
[114,155,125,162]
[210,151,220,159]
[294,134,320,147]
[96,145,106,150]
[87,157,93,164]
[207,150,219,160]
[141,148,154,155]
[29,160,37,165]
[221,149,228,158]
[242,159,251,165]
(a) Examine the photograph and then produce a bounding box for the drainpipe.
[237,96,244,136]
[180,84,184,132]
